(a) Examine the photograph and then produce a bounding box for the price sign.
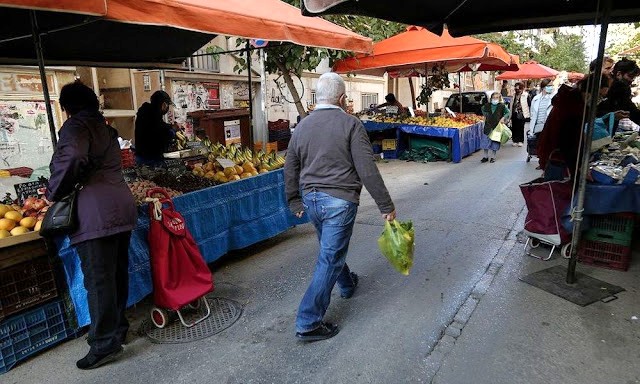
[216,158,237,169]
[122,168,139,183]
[163,159,186,175]
[14,180,47,204]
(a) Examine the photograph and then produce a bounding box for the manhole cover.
[139,297,243,344]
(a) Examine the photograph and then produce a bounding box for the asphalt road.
[4,143,540,384]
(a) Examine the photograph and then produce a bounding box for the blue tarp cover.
[58,169,307,326]
[362,121,484,163]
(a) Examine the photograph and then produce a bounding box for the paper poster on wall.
[223,119,241,145]
[0,73,55,94]
[0,100,55,170]
[171,80,220,129]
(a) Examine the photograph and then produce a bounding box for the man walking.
[285,72,396,342]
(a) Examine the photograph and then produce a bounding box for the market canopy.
[334,26,518,77]
[301,0,640,36]
[0,0,372,67]
[495,61,558,80]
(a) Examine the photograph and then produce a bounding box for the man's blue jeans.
[296,191,358,333]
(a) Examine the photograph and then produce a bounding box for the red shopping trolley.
[146,188,214,328]
[519,177,573,260]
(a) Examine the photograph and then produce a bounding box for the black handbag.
[40,121,109,238]
[39,184,82,238]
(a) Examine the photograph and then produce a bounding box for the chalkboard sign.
[14,180,47,204]
[122,167,139,183]
[163,159,186,175]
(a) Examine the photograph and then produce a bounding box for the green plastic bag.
[378,220,415,275]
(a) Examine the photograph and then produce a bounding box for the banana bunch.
[175,130,188,151]
[0,170,10,178]
[203,142,286,171]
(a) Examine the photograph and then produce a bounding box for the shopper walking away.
[500,80,509,97]
[529,79,555,135]
[134,90,177,167]
[510,82,530,146]
[480,92,510,163]
[285,72,396,342]
[47,81,137,369]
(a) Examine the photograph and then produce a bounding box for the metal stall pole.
[260,49,269,145]
[30,11,58,148]
[566,0,612,284]
[246,41,254,147]
[458,72,463,114]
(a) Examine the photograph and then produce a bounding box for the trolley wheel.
[561,243,572,259]
[526,156,531,163]
[530,238,540,248]
[151,307,169,329]
[187,298,202,311]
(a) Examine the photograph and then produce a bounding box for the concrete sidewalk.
[429,225,640,384]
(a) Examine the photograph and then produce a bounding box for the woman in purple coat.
[47,81,137,370]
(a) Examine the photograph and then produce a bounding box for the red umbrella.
[495,61,558,80]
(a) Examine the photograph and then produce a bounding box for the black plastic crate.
[0,257,58,322]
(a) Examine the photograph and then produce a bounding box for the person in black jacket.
[48,81,137,369]
[597,58,640,125]
[134,90,177,166]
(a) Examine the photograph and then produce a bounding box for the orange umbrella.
[105,0,372,53]
[0,0,105,14]
[334,26,518,76]
[495,61,559,80]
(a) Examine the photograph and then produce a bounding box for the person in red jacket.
[537,74,611,178]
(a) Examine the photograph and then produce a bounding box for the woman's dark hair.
[577,73,610,93]
[612,58,640,77]
[385,93,397,103]
[515,82,523,88]
[539,79,552,89]
[59,80,99,115]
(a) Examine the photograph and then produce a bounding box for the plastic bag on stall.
[378,220,415,275]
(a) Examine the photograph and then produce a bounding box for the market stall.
[361,116,484,162]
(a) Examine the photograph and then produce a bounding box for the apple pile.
[0,197,50,238]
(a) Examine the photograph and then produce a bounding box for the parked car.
[445,91,511,116]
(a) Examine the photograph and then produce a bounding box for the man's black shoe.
[76,347,123,370]
[490,158,496,163]
[341,272,359,299]
[296,322,339,342]
[481,157,489,163]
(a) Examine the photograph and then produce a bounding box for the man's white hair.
[316,72,346,105]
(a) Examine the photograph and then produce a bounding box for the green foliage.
[534,32,587,72]
[205,45,225,63]
[478,29,587,73]
[607,23,640,58]
[416,65,450,107]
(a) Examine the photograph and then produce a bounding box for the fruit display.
[150,172,217,194]
[190,142,286,184]
[128,180,182,205]
[369,113,482,128]
[0,197,49,238]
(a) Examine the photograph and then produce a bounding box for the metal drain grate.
[139,297,243,344]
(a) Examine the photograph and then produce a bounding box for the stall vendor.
[375,93,405,112]
[134,90,177,167]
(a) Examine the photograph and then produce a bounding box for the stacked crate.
[0,241,74,374]
[268,120,292,151]
[577,213,635,271]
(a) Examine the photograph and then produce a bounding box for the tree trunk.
[408,77,417,110]
[274,58,308,119]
